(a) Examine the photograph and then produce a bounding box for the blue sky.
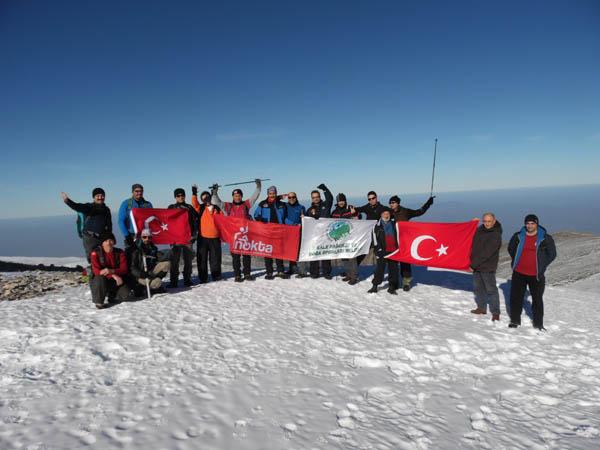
[1,0,599,218]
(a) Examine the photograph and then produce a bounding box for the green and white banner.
[298,217,377,261]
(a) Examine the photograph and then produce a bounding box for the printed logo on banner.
[327,221,352,241]
[233,226,273,255]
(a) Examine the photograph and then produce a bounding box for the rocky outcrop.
[0,271,86,301]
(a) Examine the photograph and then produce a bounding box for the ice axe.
[208,178,271,190]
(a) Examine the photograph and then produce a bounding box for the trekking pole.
[141,249,152,299]
[430,138,438,197]
[209,178,271,189]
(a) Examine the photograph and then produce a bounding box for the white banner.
[298,217,377,261]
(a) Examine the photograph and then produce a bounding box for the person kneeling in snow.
[130,229,171,296]
[90,232,131,309]
[368,209,399,295]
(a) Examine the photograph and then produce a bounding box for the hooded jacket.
[65,199,112,236]
[470,221,503,272]
[508,225,557,279]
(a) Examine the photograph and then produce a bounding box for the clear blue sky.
[1,0,599,218]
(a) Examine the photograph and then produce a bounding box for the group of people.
[61,181,556,330]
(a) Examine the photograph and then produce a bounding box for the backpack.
[76,212,85,239]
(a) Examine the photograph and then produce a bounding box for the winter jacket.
[391,197,434,222]
[65,199,112,236]
[470,221,503,272]
[118,197,153,237]
[191,196,222,238]
[129,241,165,278]
[254,199,287,224]
[331,205,358,219]
[284,202,306,225]
[508,226,557,279]
[355,202,388,221]
[90,246,128,278]
[373,218,398,257]
[306,185,334,219]
[212,183,261,218]
[168,202,199,239]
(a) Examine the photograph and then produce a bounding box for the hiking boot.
[284,269,294,276]
[265,273,275,280]
[491,314,500,322]
[234,276,243,283]
[368,286,378,294]
[534,325,547,332]
[402,285,411,292]
[470,308,487,315]
[387,287,398,295]
[152,286,167,294]
[508,322,519,328]
[212,276,223,282]
[347,279,358,285]
[310,274,319,279]
[183,279,193,287]
[244,274,255,281]
[276,272,290,279]
[95,303,107,309]
[323,274,333,280]
[342,275,351,282]
[296,273,308,279]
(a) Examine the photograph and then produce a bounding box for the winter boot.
[265,273,275,280]
[402,277,412,291]
[348,278,358,285]
[276,272,290,279]
[387,287,398,295]
[470,308,487,315]
[368,285,378,294]
[508,322,519,328]
[342,275,351,282]
[491,314,500,321]
[244,274,255,281]
[183,279,193,287]
[234,275,243,282]
[324,274,333,280]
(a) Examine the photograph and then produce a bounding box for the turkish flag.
[130,208,191,245]
[387,220,478,270]
[215,215,300,261]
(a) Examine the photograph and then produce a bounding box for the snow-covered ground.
[1,265,600,449]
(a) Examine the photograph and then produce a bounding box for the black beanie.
[174,188,185,197]
[232,188,243,197]
[200,191,211,201]
[524,214,539,224]
[336,193,346,202]
[100,231,116,243]
[389,195,400,204]
[92,187,105,197]
[132,183,143,192]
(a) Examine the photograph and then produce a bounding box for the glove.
[211,183,219,191]
[140,270,149,279]
[125,234,134,247]
[425,196,434,207]
[317,183,326,191]
[192,184,198,196]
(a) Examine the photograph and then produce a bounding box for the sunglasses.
[134,190,143,193]
[142,236,151,239]
[176,194,185,197]
[288,196,297,199]
[368,197,376,200]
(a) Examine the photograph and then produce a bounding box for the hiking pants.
[171,244,194,284]
[509,271,545,328]
[265,258,284,275]
[309,260,331,277]
[372,257,399,289]
[197,237,222,282]
[473,271,500,315]
[83,234,102,262]
[232,252,252,277]
[90,276,130,305]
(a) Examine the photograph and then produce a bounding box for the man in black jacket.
[306,183,334,278]
[368,209,399,295]
[168,188,199,287]
[507,214,557,330]
[469,213,502,321]
[331,193,359,284]
[388,194,434,291]
[130,229,171,295]
[61,188,112,262]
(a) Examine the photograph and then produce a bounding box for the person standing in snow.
[191,184,223,283]
[129,229,171,295]
[168,188,199,287]
[212,179,262,282]
[507,214,557,330]
[368,209,399,295]
[283,191,306,277]
[254,186,289,279]
[352,191,388,267]
[118,184,153,249]
[61,188,112,262]
[331,193,359,285]
[89,232,131,309]
[388,194,434,291]
[306,183,334,279]
[469,212,503,321]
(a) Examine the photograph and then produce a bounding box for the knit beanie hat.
[232,188,243,197]
[524,214,539,224]
[389,195,400,204]
[174,188,185,197]
[100,231,116,243]
[336,193,347,202]
[92,187,105,197]
[267,186,278,194]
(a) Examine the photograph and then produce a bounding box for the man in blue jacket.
[284,191,306,276]
[118,184,153,248]
[254,186,289,279]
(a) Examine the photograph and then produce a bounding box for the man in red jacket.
[90,232,131,309]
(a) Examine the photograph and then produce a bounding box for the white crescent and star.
[410,235,449,260]
[143,216,168,235]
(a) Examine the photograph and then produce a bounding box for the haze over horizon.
[1,0,599,219]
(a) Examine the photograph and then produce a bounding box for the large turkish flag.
[215,215,300,261]
[387,220,478,270]
[130,208,191,245]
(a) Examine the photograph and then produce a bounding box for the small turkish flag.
[130,208,191,245]
[386,220,478,270]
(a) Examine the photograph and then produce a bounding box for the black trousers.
[509,271,545,327]
[170,244,194,284]
[83,234,102,262]
[90,276,130,305]
[372,257,399,289]
[265,258,284,275]
[232,252,252,277]
[197,237,222,282]
[400,262,412,278]
[309,260,331,277]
